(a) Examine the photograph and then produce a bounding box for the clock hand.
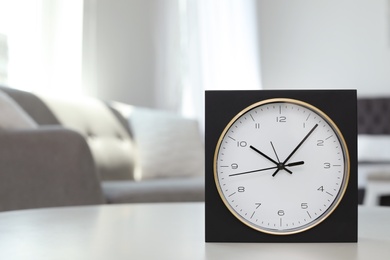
[272,124,318,177]
[270,141,281,163]
[251,144,293,174]
[270,141,293,174]
[249,145,279,166]
[229,165,278,177]
[229,161,304,177]
[283,123,318,164]
[286,161,305,167]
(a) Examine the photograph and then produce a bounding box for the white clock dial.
[214,98,350,235]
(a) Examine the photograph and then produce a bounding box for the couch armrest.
[0,126,105,211]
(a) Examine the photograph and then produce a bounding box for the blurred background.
[1,0,389,125]
[1,0,390,207]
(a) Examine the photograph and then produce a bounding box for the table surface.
[0,203,389,260]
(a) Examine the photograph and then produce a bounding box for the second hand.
[229,161,304,177]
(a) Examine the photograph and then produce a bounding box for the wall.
[83,0,159,107]
[82,0,261,110]
[0,33,7,85]
[258,0,390,97]
[83,0,390,107]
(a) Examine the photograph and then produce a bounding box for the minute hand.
[283,124,318,165]
[272,124,318,177]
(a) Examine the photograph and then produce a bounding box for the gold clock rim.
[213,97,351,235]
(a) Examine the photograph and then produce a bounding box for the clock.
[205,90,357,243]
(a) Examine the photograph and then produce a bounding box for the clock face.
[214,98,350,235]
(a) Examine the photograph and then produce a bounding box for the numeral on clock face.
[214,98,349,235]
[276,116,287,123]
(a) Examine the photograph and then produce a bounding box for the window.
[0,0,83,96]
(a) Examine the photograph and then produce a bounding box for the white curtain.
[155,0,262,130]
[0,0,83,96]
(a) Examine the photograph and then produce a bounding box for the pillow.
[39,94,137,181]
[129,108,204,180]
[0,90,38,129]
[358,135,390,162]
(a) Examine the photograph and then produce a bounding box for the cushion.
[0,86,60,125]
[38,94,137,181]
[358,98,390,135]
[358,135,390,163]
[129,107,204,180]
[0,90,38,129]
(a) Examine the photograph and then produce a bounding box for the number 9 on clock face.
[214,98,350,235]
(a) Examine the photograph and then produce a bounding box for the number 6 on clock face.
[214,98,350,235]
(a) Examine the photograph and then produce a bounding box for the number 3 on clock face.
[214,98,350,235]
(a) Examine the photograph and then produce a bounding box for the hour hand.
[250,145,292,174]
[249,145,279,165]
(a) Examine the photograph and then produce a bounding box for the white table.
[0,203,389,260]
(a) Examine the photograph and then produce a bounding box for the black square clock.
[205,90,357,242]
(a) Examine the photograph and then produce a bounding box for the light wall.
[83,0,159,107]
[258,0,390,97]
[83,0,390,109]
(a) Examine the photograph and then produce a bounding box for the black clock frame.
[205,90,357,243]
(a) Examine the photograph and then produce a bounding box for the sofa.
[0,86,204,209]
